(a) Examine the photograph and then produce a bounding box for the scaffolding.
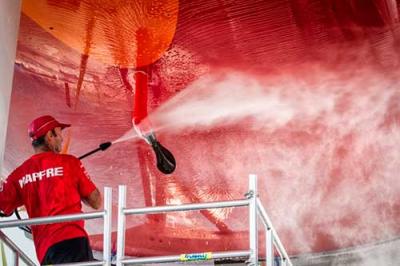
[0,175,292,266]
[116,175,293,266]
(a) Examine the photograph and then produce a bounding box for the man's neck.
[34,146,53,154]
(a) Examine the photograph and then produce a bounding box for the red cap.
[28,115,70,140]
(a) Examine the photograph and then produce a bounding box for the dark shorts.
[41,237,94,265]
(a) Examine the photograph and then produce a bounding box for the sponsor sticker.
[179,252,212,261]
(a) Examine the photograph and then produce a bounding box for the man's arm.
[82,188,102,210]
[0,176,22,215]
[74,158,102,209]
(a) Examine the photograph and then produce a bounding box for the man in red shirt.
[0,115,101,264]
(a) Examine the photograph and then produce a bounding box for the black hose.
[0,210,32,233]
[0,211,13,217]
[15,210,32,234]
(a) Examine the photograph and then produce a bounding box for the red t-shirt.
[0,152,97,263]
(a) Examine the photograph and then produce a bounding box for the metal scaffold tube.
[266,227,274,266]
[123,199,249,215]
[0,230,36,265]
[121,250,251,264]
[116,185,127,266]
[53,261,105,266]
[248,174,258,265]
[0,211,104,229]
[103,187,113,266]
[257,198,293,266]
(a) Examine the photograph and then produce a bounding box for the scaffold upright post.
[248,174,258,265]
[103,187,112,266]
[14,250,19,266]
[116,185,127,266]
[266,227,273,266]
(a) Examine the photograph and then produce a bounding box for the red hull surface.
[4,0,400,257]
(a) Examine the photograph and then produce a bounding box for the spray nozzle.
[144,132,176,175]
[143,132,157,146]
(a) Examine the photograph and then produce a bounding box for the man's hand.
[82,189,102,209]
[0,176,6,192]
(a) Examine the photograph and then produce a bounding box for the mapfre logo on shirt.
[19,167,64,188]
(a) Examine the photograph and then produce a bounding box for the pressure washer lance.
[79,135,176,175]
[78,141,112,160]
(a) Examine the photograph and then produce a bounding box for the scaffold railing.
[0,175,292,266]
[0,187,112,266]
[116,174,293,266]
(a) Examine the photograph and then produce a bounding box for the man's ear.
[44,130,53,142]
